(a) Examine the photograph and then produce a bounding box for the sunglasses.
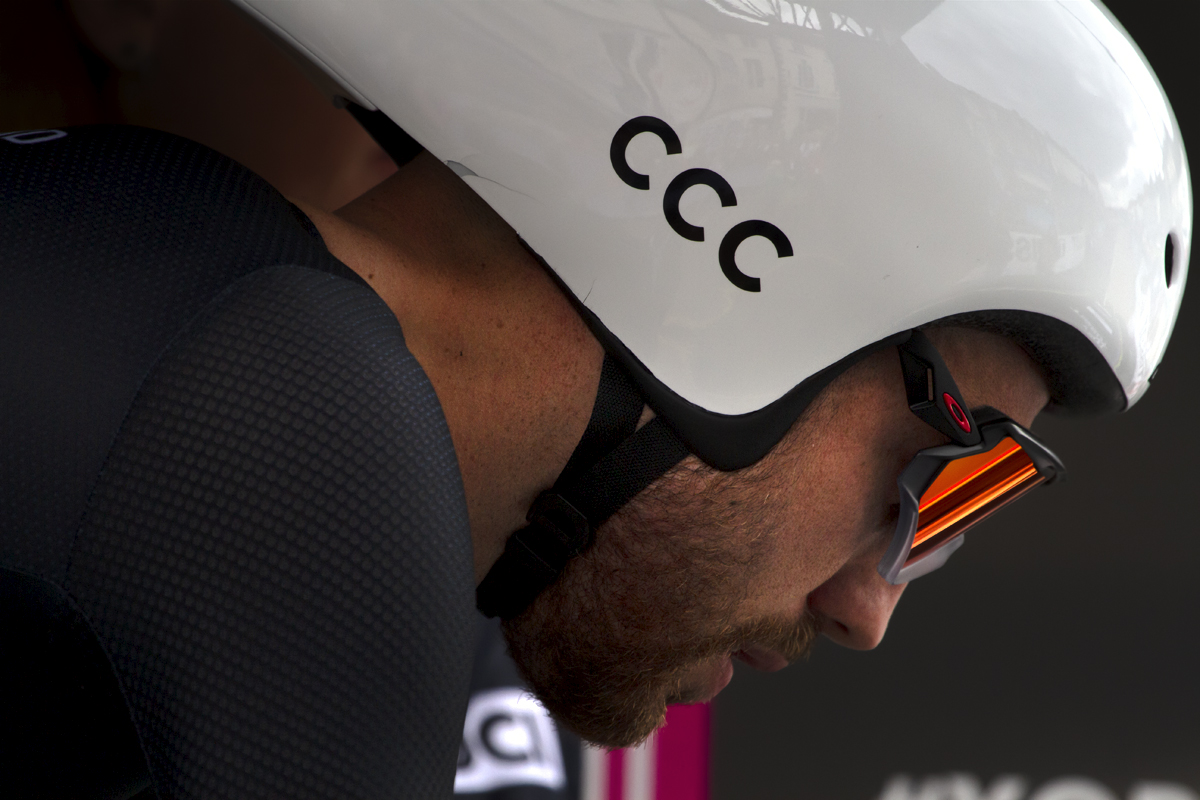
[877,331,1066,585]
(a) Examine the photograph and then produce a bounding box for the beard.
[502,456,819,749]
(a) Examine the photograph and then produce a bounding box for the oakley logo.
[610,116,793,293]
[1,129,67,145]
[943,393,972,433]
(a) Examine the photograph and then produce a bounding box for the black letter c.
[718,220,793,292]
[610,116,682,190]
[663,168,737,242]
[481,714,531,762]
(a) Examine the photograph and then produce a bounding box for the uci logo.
[610,116,793,293]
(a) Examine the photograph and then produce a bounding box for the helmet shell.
[235,0,1191,451]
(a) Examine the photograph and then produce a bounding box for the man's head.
[504,327,1049,747]
[231,0,1188,750]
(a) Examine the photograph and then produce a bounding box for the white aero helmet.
[232,0,1190,471]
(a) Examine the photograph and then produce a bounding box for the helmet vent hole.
[1165,232,1177,288]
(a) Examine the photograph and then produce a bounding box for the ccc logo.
[610,116,793,293]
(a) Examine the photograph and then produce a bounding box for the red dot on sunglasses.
[943,393,972,433]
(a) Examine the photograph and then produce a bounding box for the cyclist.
[1,1,1189,797]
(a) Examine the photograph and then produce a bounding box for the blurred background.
[712,3,1200,797]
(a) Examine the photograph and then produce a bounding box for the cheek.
[739,500,873,616]
[805,441,895,545]
[740,440,897,613]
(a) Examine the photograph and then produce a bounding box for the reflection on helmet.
[234,0,1190,468]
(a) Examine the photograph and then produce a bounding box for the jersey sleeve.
[1,126,475,799]
[64,264,475,799]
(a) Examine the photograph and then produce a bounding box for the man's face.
[503,328,1050,748]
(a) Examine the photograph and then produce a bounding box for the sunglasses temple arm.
[897,330,981,447]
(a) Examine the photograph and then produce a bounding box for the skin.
[301,150,1051,744]
[732,325,1049,653]
[502,320,1047,745]
[11,0,1051,742]
[304,153,607,581]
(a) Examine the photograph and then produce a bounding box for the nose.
[807,552,907,650]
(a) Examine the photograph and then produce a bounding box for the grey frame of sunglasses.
[879,408,1066,585]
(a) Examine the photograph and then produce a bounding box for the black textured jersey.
[0,126,476,799]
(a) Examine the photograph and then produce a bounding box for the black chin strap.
[476,355,689,619]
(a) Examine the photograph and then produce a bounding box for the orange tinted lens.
[906,437,1044,566]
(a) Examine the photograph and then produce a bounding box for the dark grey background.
[713,3,1200,798]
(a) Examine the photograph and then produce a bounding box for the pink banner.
[590,704,710,800]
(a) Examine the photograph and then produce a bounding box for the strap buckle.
[475,492,592,619]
